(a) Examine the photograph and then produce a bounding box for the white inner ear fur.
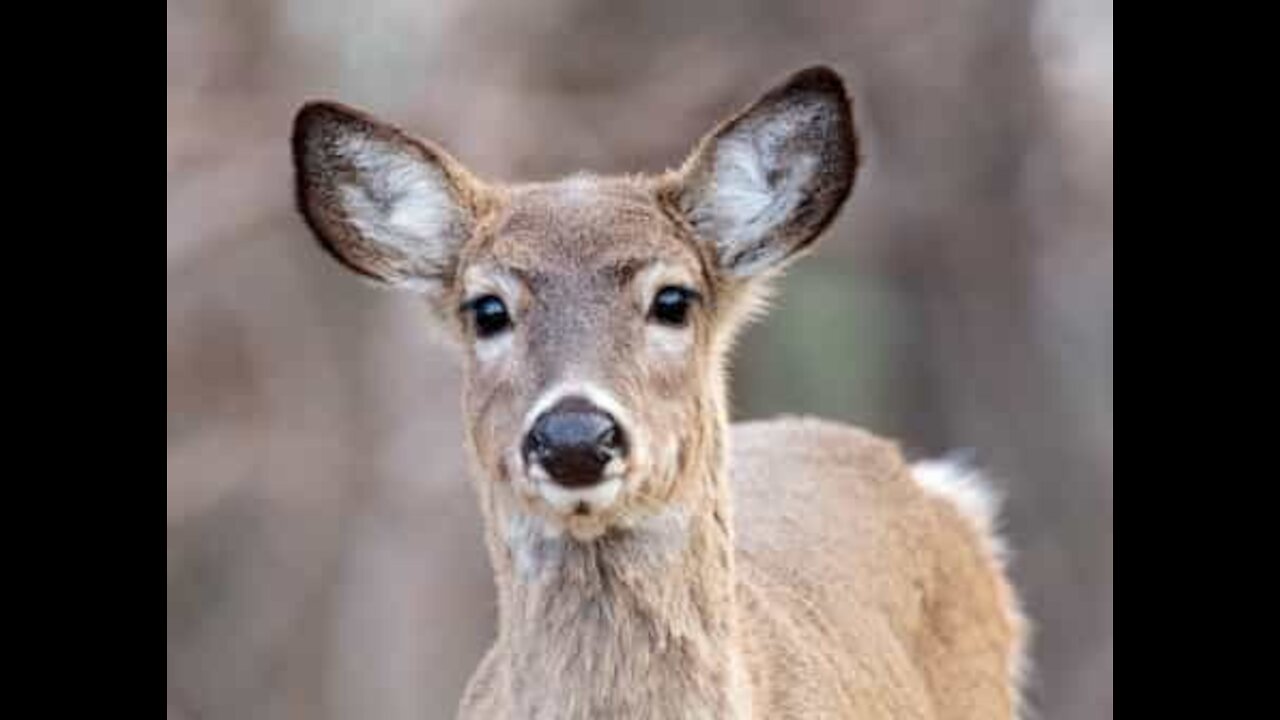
[336,134,462,288]
[691,101,828,276]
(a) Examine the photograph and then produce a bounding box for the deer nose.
[523,397,627,488]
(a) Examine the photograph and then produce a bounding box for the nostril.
[522,428,549,462]
[595,423,627,460]
[598,426,618,452]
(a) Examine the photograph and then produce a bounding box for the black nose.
[523,396,627,488]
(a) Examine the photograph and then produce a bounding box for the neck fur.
[484,421,747,719]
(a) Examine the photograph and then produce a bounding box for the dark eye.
[649,286,698,327]
[464,295,512,338]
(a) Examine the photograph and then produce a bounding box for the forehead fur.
[463,174,705,277]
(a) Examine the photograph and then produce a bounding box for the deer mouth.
[533,470,625,516]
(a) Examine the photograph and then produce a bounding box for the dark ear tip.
[295,101,339,132]
[781,65,849,100]
[293,101,339,157]
[292,100,381,147]
[773,65,856,151]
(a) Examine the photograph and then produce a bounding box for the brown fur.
[291,66,1026,719]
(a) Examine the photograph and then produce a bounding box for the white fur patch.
[522,381,633,442]
[910,458,1002,542]
[647,326,693,355]
[693,103,825,275]
[912,457,1016,571]
[713,137,814,244]
[474,331,513,364]
[335,134,459,279]
[506,513,564,580]
[538,476,623,513]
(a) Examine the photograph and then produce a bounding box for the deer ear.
[291,102,485,294]
[674,66,859,279]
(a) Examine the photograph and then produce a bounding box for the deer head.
[292,66,859,540]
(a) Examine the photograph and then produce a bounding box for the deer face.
[293,67,859,539]
[450,180,721,537]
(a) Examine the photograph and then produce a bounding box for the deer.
[291,65,1027,719]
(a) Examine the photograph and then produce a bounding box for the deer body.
[459,418,1021,720]
[292,67,1026,719]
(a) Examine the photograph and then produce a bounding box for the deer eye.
[463,295,512,338]
[649,286,699,327]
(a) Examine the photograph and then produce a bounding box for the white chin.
[538,476,623,514]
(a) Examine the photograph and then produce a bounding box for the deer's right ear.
[292,102,484,294]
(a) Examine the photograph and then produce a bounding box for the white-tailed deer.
[292,66,1027,719]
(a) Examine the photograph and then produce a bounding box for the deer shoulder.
[731,417,1026,719]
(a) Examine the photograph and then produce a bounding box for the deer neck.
[487,416,749,719]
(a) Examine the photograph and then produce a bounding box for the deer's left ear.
[673,66,859,278]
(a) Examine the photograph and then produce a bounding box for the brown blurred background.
[167,0,1112,718]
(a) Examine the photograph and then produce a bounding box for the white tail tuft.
[911,455,1001,536]
[912,454,1032,719]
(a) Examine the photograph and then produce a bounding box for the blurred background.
[167,0,1112,717]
